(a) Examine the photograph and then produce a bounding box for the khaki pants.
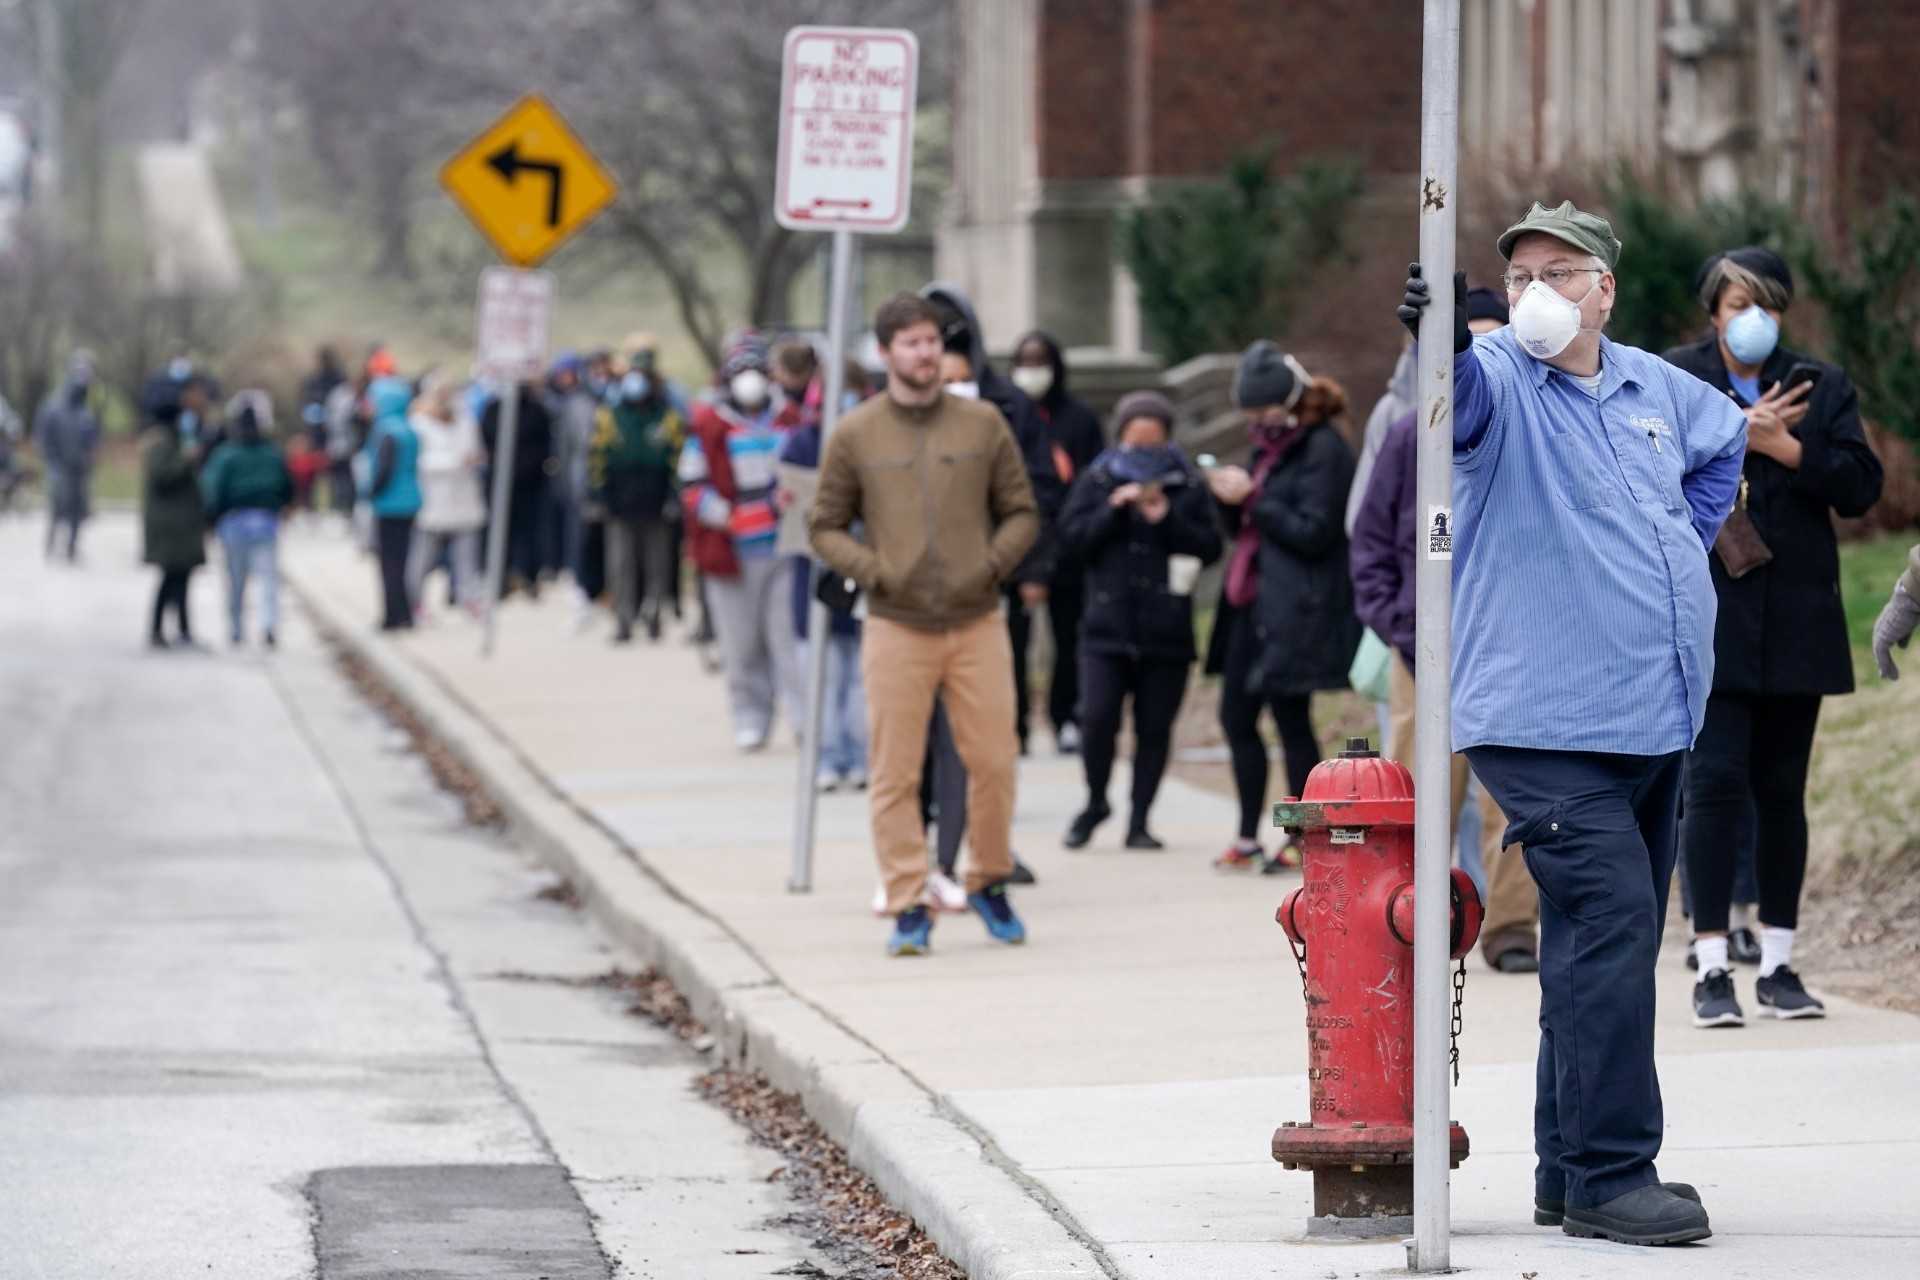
[863,611,1018,914]
[1388,654,1540,963]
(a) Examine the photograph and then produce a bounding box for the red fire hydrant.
[1269,738,1484,1237]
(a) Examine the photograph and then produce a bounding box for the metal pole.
[789,227,856,892]
[479,385,520,658]
[1409,0,1460,1272]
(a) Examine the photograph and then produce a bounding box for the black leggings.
[376,515,415,629]
[151,567,194,641]
[1219,616,1321,841]
[1080,652,1188,829]
[1683,691,1821,932]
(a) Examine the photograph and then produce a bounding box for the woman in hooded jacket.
[1204,343,1360,873]
[407,372,488,618]
[1056,390,1221,850]
[361,375,423,631]
[201,390,293,647]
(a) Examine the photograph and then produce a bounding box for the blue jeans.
[218,511,280,641]
[804,632,867,777]
[1465,745,1684,1211]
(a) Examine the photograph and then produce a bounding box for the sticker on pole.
[474,267,554,383]
[775,26,918,234]
[1426,505,1453,561]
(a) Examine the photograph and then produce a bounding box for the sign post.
[776,25,919,893]
[1410,0,1461,1271]
[440,95,617,656]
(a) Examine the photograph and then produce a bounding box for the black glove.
[815,564,861,614]
[1396,263,1472,355]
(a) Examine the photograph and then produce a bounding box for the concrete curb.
[286,570,1111,1280]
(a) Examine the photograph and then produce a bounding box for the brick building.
[937,0,1920,410]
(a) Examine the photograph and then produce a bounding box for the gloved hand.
[1872,578,1918,680]
[1397,263,1472,355]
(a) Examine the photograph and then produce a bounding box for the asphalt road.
[0,515,830,1278]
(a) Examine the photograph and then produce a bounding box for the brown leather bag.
[1714,478,1773,579]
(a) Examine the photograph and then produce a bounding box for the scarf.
[1224,419,1311,608]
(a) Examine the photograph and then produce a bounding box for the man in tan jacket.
[811,293,1039,956]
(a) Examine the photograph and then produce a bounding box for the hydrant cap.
[1339,737,1378,758]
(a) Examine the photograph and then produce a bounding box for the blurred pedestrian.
[34,350,102,563]
[480,380,556,598]
[547,352,599,613]
[142,396,208,649]
[591,362,684,643]
[779,405,867,792]
[681,331,801,748]
[1010,330,1106,755]
[201,391,292,648]
[772,338,821,431]
[300,346,345,454]
[810,293,1040,956]
[1205,344,1360,873]
[1057,390,1221,850]
[362,376,422,632]
[1398,200,1748,1244]
[1351,290,1541,973]
[1346,337,1419,748]
[1664,247,1884,1027]
[1871,544,1920,679]
[407,372,487,619]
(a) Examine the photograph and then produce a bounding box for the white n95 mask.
[1510,278,1597,360]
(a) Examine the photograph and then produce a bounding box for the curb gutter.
[288,572,1109,1280]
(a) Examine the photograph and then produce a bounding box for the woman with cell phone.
[1662,247,1884,1029]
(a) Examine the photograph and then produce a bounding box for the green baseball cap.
[1497,200,1623,269]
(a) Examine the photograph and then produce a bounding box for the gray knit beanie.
[1233,340,1309,411]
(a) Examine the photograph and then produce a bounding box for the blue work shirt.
[1450,329,1746,756]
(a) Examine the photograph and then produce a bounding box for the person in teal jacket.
[362,375,422,630]
[201,391,293,647]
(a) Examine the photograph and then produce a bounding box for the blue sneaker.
[887,906,933,956]
[967,880,1027,945]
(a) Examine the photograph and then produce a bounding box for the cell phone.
[1779,362,1823,395]
[1196,453,1219,470]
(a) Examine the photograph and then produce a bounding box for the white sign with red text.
[474,266,554,382]
[775,26,918,234]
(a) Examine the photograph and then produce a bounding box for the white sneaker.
[925,871,969,914]
[735,728,768,752]
[845,768,869,791]
[871,882,890,916]
[1056,722,1083,754]
[816,769,841,793]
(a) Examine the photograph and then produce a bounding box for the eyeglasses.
[1503,266,1604,292]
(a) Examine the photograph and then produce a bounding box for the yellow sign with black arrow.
[439,95,617,268]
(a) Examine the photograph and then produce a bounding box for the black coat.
[1204,422,1361,696]
[1661,336,1884,695]
[1057,459,1223,664]
[481,388,556,498]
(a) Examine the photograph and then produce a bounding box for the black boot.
[1561,1184,1710,1245]
[1063,802,1110,849]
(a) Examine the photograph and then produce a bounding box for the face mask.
[730,369,769,409]
[1509,276,1599,360]
[945,381,979,401]
[1010,365,1054,398]
[1724,306,1779,365]
[620,370,651,402]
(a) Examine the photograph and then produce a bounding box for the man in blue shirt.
[1399,201,1745,1247]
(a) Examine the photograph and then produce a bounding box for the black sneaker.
[1064,803,1111,849]
[1491,947,1539,974]
[1729,926,1763,966]
[1009,859,1037,885]
[1124,828,1165,851]
[1561,1183,1710,1246]
[1755,966,1826,1019]
[1691,969,1744,1028]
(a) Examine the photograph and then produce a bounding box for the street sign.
[775,27,919,234]
[440,95,617,268]
[474,266,554,383]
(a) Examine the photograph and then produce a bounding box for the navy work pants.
[1464,745,1684,1211]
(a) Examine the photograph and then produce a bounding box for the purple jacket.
[1349,410,1417,665]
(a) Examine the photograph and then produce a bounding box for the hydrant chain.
[1450,957,1466,1087]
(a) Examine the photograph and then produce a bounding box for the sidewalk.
[285,529,1920,1278]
